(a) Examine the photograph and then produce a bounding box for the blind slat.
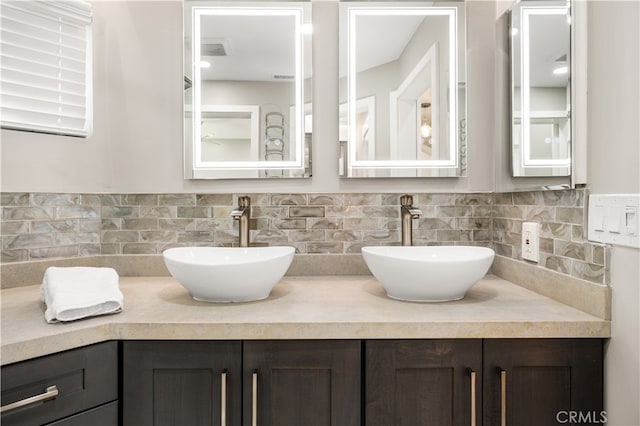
[1,28,87,58]
[2,82,86,107]
[2,42,86,72]
[0,0,92,137]
[1,66,86,95]
[1,96,86,118]
[1,15,87,45]
[1,112,88,137]
[2,49,86,76]
[2,1,91,27]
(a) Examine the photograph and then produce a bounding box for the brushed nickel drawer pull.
[221,371,227,426]
[499,368,507,426]
[252,371,258,426]
[1,385,59,414]
[469,369,477,426]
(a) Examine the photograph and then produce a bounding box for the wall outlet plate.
[522,222,540,263]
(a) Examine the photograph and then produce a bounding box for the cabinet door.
[483,339,604,426]
[243,340,361,426]
[123,341,242,426]
[365,339,482,426]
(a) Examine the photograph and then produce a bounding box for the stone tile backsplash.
[493,189,609,285]
[0,189,609,285]
[1,193,101,263]
[1,192,492,261]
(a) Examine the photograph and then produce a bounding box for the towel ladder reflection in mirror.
[264,111,286,177]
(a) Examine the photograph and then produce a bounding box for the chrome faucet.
[400,194,422,246]
[231,196,251,247]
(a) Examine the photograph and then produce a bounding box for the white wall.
[513,87,568,111]
[398,13,451,159]
[1,1,184,194]
[0,0,495,194]
[338,60,399,159]
[587,2,640,425]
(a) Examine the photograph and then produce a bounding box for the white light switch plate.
[588,194,640,248]
[522,222,540,262]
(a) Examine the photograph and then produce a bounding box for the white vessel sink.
[361,246,495,302]
[162,246,295,302]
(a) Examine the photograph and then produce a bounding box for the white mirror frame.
[570,0,587,186]
[518,5,571,170]
[187,5,308,178]
[345,6,459,172]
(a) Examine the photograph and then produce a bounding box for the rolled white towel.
[41,266,124,323]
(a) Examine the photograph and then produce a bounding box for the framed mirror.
[339,2,466,178]
[510,0,571,177]
[184,2,312,179]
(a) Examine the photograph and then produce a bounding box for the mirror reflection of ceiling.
[338,14,430,77]
[199,15,294,82]
[528,14,569,87]
[513,11,569,88]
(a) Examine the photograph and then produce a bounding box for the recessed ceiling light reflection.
[553,65,568,75]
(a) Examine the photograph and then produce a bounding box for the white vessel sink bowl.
[162,246,295,302]
[361,246,495,302]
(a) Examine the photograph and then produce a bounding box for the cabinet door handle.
[252,371,258,426]
[221,371,227,426]
[498,368,507,426]
[469,369,477,426]
[0,385,59,414]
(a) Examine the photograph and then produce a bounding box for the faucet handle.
[400,194,413,206]
[238,195,251,207]
[408,208,422,219]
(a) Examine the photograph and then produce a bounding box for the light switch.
[591,205,605,231]
[588,194,640,248]
[606,206,622,234]
[625,207,637,235]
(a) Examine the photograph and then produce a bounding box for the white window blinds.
[1,0,93,137]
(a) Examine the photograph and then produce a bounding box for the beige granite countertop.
[0,275,610,365]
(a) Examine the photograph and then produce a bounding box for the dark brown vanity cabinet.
[122,340,362,426]
[365,340,482,426]
[3,338,603,426]
[483,339,604,426]
[0,341,118,426]
[365,339,604,426]
[122,341,242,426]
[243,340,361,426]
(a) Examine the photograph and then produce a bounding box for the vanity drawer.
[46,401,118,426]
[1,341,118,426]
